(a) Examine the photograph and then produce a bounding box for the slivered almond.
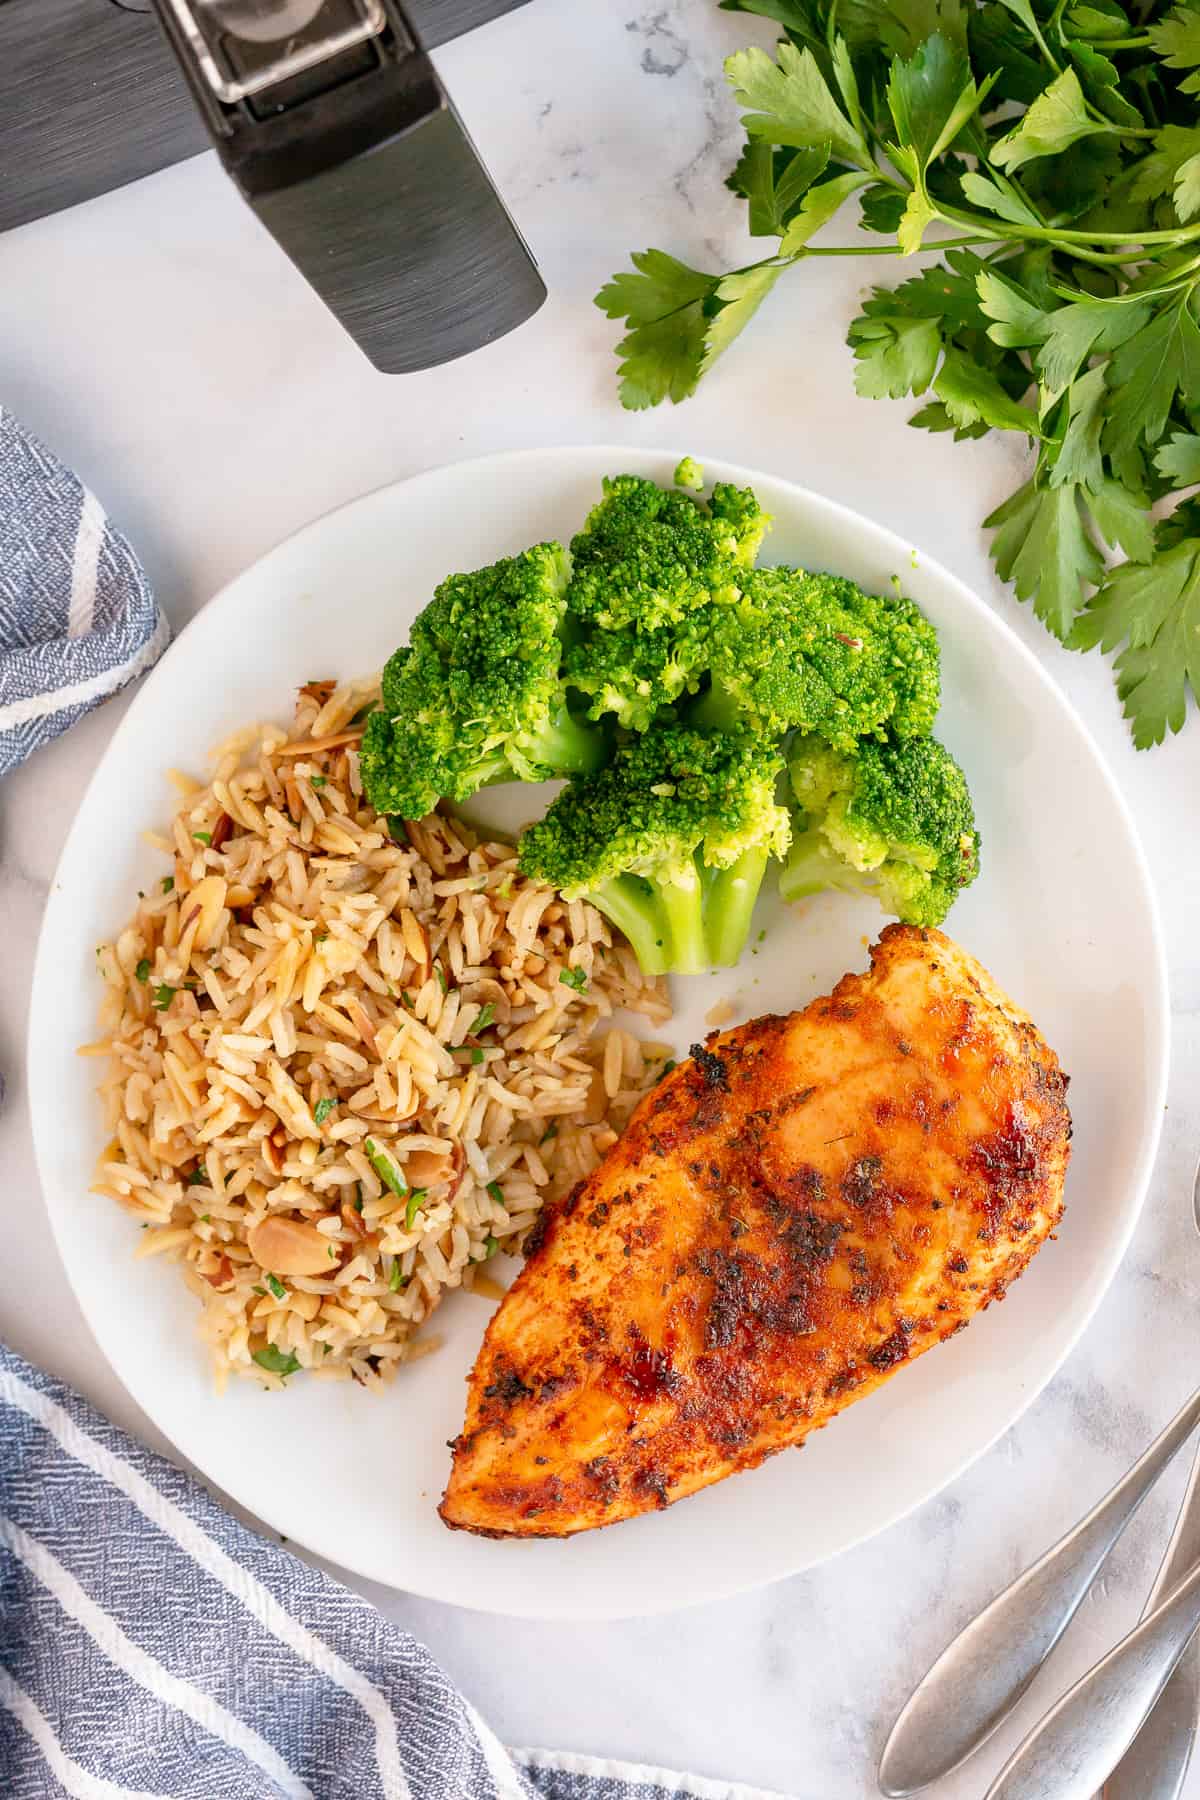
[399,908,431,981]
[246,1216,332,1277]
[403,1147,453,1188]
[348,1000,379,1057]
[210,812,233,851]
[582,1067,608,1124]
[341,1202,368,1239]
[275,730,364,758]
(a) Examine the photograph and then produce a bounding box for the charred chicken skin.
[440,925,1071,1538]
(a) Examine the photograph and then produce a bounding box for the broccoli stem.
[587,848,768,976]
[700,845,771,967]
[779,828,869,904]
[586,876,673,977]
[686,679,742,734]
[517,700,609,777]
[656,862,708,973]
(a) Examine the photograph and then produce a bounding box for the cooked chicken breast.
[440,925,1071,1538]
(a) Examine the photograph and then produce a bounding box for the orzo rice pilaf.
[85,678,673,1391]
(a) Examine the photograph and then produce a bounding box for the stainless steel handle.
[878,1383,1200,1796]
[1102,1436,1200,1799]
[984,1559,1200,1800]
[1102,1156,1200,1800]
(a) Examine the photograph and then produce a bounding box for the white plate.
[29,447,1168,1620]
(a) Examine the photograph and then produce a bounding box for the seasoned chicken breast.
[440,926,1071,1538]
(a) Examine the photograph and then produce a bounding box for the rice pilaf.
[85,678,672,1391]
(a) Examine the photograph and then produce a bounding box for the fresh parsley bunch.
[597,0,1200,747]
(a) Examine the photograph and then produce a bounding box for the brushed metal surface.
[1102,1153,1200,1800]
[405,0,529,50]
[878,1383,1200,1795]
[0,0,531,227]
[0,0,206,230]
[250,97,543,371]
[984,1561,1200,1800]
[1102,1443,1200,1800]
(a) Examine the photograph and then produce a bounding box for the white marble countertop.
[4,2,1200,1794]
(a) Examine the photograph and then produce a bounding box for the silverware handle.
[985,1559,1200,1800]
[878,1383,1200,1797]
[1102,1437,1200,1800]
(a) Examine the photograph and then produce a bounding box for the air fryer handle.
[150,0,545,374]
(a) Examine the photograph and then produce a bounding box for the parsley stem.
[936,200,1200,250]
[1098,33,1152,47]
[797,234,1000,258]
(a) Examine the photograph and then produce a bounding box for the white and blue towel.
[0,1254,789,1800]
[0,408,169,778]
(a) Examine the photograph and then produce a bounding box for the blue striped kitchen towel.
[0,408,169,778]
[0,1341,786,1800]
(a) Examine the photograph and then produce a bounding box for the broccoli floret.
[562,612,711,732]
[567,473,771,632]
[360,543,607,820]
[518,726,790,975]
[779,736,980,926]
[688,567,941,748]
[674,456,705,492]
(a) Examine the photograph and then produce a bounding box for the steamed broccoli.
[359,543,606,820]
[688,567,940,748]
[562,612,710,732]
[567,473,771,632]
[780,736,980,926]
[518,726,791,975]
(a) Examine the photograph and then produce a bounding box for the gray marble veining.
[2,3,1200,1795]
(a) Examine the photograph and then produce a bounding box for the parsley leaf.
[152,984,176,1012]
[725,42,873,168]
[886,33,985,171]
[135,958,151,983]
[1050,366,1107,490]
[849,313,943,397]
[1155,431,1200,485]
[1149,5,1200,96]
[313,1098,336,1126]
[253,1344,301,1378]
[1073,528,1200,743]
[1105,296,1200,455]
[728,140,829,235]
[985,477,1104,638]
[992,69,1111,171]
[932,347,1038,434]
[559,966,589,992]
[595,251,719,409]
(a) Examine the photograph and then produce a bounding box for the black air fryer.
[0,0,545,372]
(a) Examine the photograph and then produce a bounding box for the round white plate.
[29,447,1168,1619]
